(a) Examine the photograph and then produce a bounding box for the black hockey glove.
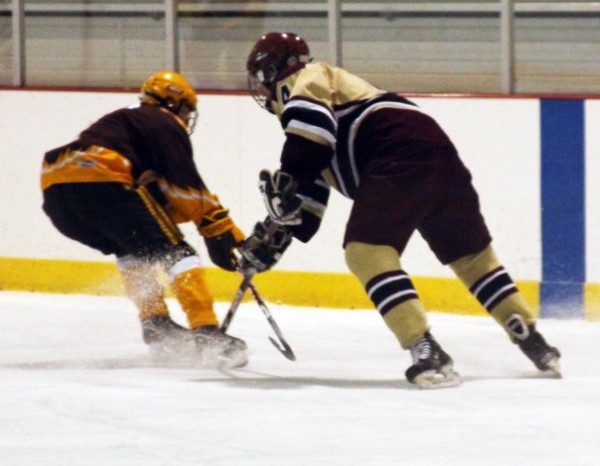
[238,217,293,273]
[199,208,245,271]
[259,169,302,226]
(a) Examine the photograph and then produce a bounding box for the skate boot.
[193,325,249,369]
[142,315,194,355]
[504,314,561,377]
[405,332,461,389]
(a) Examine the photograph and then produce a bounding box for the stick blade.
[268,336,296,361]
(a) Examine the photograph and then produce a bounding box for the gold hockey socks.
[345,242,429,349]
[168,256,218,330]
[451,246,535,327]
[366,271,429,349]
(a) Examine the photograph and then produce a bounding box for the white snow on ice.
[0,291,599,466]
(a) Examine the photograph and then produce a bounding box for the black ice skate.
[194,325,249,369]
[504,314,561,377]
[405,332,461,389]
[141,315,194,356]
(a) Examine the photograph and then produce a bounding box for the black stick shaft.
[247,281,296,361]
[220,271,254,333]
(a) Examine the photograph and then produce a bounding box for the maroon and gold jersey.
[267,62,488,260]
[269,62,455,199]
[41,104,221,225]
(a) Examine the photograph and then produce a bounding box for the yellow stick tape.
[0,257,547,318]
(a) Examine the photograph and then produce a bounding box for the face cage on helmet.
[178,102,198,135]
[143,91,197,135]
[248,74,269,110]
[248,62,280,112]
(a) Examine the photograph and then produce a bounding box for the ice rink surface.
[1,291,599,466]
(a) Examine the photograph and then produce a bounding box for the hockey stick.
[246,279,296,361]
[222,258,296,361]
[220,268,254,333]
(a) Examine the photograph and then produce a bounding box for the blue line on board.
[540,99,585,318]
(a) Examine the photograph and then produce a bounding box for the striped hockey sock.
[469,266,518,313]
[366,270,419,316]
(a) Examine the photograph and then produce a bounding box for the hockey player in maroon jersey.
[41,71,247,367]
[239,32,561,387]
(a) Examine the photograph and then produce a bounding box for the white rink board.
[586,100,600,283]
[1,91,541,279]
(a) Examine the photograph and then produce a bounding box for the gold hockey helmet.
[140,71,198,134]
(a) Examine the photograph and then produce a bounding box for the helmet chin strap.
[265,99,275,114]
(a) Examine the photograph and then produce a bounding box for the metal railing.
[5,1,600,92]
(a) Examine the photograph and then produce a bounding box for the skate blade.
[543,357,562,378]
[148,340,249,370]
[217,353,249,370]
[150,348,249,370]
[148,340,191,355]
[149,342,198,367]
[414,367,462,389]
[200,347,249,370]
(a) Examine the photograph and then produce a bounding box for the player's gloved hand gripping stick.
[259,169,302,226]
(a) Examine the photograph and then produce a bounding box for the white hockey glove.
[259,169,302,226]
[238,217,293,273]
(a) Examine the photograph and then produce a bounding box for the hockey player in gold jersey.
[41,71,247,367]
[239,32,561,387]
